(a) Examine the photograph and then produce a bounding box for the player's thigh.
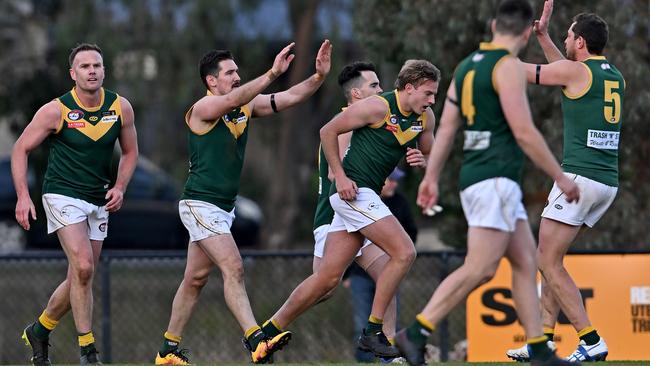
[505,219,536,270]
[466,226,510,273]
[56,221,94,264]
[537,218,581,266]
[320,230,364,280]
[355,243,388,277]
[360,215,414,259]
[196,234,241,274]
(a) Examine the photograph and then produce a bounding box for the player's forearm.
[515,128,565,181]
[113,149,138,192]
[536,33,565,63]
[227,70,278,109]
[423,124,456,182]
[278,73,325,110]
[10,144,31,199]
[320,127,345,178]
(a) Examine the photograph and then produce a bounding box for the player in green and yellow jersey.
[506,1,623,362]
[398,2,579,366]
[261,59,437,359]
[12,43,139,366]
[155,40,331,365]
[310,62,425,359]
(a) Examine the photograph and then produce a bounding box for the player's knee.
[74,260,95,284]
[222,260,245,283]
[317,271,342,293]
[394,245,416,266]
[185,269,210,289]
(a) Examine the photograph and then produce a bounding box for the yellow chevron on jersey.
[370,94,426,146]
[57,96,122,141]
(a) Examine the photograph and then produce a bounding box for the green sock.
[160,338,179,356]
[247,329,266,351]
[365,318,383,334]
[528,337,553,361]
[80,343,97,356]
[580,329,600,346]
[32,322,51,340]
[261,319,282,338]
[406,320,432,348]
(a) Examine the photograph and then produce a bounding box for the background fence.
[0,250,468,364]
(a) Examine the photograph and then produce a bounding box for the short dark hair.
[199,50,234,89]
[338,61,377,101]
[572,13,609,55]
[394,60,441,90]
[69,43,102,67]
[494,0,533,36]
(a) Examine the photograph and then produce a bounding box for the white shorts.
[329,188,393,233]
[542,173,617,227]
[460,177,528,232]
[313,224,371,258]
[42,193,109,241]
[179,199,235,243]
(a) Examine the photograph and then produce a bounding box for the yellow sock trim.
[416,314,435,332]
[388,337,395,345]
[543,326,555,335]
[368,315,383,324]
[38,311,59,331]
[577,326,595,338]
[164,331,181,343]
[527,335,548,344]
[245,325,261,339]
[78,332,95,347]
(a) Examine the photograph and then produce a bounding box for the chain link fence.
[0,250,468,364]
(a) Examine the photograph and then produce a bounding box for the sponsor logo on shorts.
[67,122,85,128]
[99,222,107,232]
[554,204,563,210]
[67,109,84,121]
[368,202,380,211]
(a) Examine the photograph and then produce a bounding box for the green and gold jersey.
[180,96,252,212]
[455,43,524,190]
[43,88,123,206]
[560,56,624,187]
[334,90,426,195]
[313,144,335,230]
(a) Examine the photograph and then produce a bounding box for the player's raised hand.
[417,178,439,214]
[557,175,580,203]
[534,0,554,36]
[335,174,358,201]
[271,42,296,77]
[315,39,332,78]
[15,195,36,230]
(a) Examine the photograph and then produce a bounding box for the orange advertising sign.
[466,254,650,361]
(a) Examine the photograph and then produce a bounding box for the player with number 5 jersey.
[507,0,624,362]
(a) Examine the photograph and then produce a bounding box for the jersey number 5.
[603,80,621,124]
[461,70,476,126]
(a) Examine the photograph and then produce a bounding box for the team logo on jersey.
[68,109,84,121]
[89,116,99,122]
[389,114,399,125]
[67,122,86,128]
